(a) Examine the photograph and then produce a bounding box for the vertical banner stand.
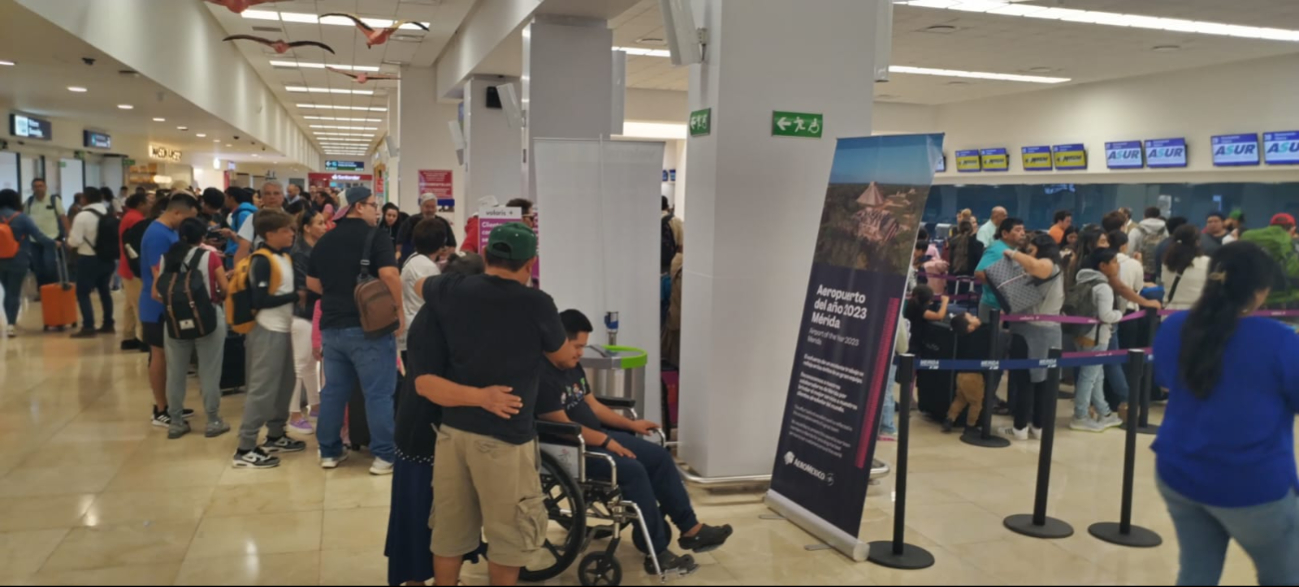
[1089,350,1164,548]
[962,309,1010,448]
[1004,348,1074,539]
[1129,309,1160,435]
[867,355,936,570]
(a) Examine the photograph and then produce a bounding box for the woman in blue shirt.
[1152,241,1299,586]
[0,188,56,337]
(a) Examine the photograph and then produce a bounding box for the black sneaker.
[646,550,698,577]
[151,409,172,428]
[262,436,307,454]
[941,419,954,434]
[182,408,195,420]
[97,325,115,334]
[677,524,732,554]
[233,448,281,469]
[120,339,140,351]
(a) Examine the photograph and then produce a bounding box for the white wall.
[931,52,1299,184]
[398,67,466,230]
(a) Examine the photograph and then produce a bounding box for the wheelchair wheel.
[519,451,587,582]
[577,552,622,587]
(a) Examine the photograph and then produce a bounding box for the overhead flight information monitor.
[980,148,1009,172]
[956,150,981,172]
[1145,138,1187,168]
[1105,141,1143,169]
[1052,143,1087,171]
[1022,146,1053,171]
[1211,133,1260,166]
[1264,131,1299,165]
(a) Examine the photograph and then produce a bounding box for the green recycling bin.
[581,345,648,412]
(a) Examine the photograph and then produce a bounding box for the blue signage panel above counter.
[1144,138,1187,168]
[1105,141,1143,169]
[1264,131,1299,165]
[9,113,51,140]
[1211,133,1260,166]
[83,130,111,149]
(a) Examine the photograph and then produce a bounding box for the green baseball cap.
[486,222,537,261]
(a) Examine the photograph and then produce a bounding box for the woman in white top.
[398,218,449,359]
[1163,224,1211,311]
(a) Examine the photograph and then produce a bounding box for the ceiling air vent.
[252,26,282,33]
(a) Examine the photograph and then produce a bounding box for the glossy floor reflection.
[0,294,1288,585]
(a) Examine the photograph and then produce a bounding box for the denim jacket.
[0,207,56,269]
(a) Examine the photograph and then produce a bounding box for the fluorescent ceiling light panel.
[303,116,383,122]
[67,86,87,92]
[889,65,1069,83]
[0,60,14,66]
[298,104,388,112]
[269,60,381,72]
[240,9,279,20]
[286,86,375,95]
[117,104,134,110]
[898,1,1299,42]
[613,46,672,57]
[314,132,375,137]
[242,11,427,30]
[310,124,378,130]
[278,11,319,23]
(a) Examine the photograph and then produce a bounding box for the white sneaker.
[369,458,394,476]
[999,426,1029,441]
[1070,418,1106,433]
[1029,426,1044,440]
[320,450,350,469]
[1097,413,1123,430]
[5,326,14,338]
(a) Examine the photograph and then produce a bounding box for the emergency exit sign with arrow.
[772,111,823,138]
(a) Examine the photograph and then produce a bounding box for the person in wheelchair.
[538,309,733,577]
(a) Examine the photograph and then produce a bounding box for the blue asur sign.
[1105,141,1143,169]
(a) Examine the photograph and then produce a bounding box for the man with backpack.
[118,192,152,350]
[24,178,67,290]
[140,194,200,427]
[1240,213,1299,308]
[1128,207,1167,280]
[65,187,119,338]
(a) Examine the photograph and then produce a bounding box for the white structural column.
[397,67,466,230]
[463,76,524,205]
[679,0,880,478]
[522,15,615,200]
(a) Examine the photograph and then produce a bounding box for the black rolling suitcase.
[915,323,958,422]
[220,332,246,395]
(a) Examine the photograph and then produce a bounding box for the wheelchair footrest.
[588,525,616,542]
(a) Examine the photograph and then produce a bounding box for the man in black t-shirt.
[306,187,404,476]
[537,310,731,577]
[414,222,564,587]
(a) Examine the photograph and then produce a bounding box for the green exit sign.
[689,108,711,137]
[772,111,823,138]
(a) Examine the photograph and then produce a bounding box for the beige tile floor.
[0,294,1287,586]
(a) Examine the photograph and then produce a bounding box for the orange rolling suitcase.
[41,246,77,331]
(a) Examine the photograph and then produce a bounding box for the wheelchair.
[519,395,672,586]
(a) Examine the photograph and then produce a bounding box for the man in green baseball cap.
[411,220,567,586]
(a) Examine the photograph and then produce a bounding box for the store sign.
[1105,141,1144,169]
[1145,138,1188,168]
[1212,133,1260,166]
[689,108,712,137]
[325,160,364,171]
[1052,144,1087,170]
[1021,146,1053,171]
[767,134,942,560]
[331,174,362,181]
[9,114,51,140]
[83,130,112,149]
[772,110,824,138]
[955,149,981,172]
[150,145,182,162]
[1264,131,1299,165]
[980,148,1009,172]
[418,169,454,210]
[477,206,523,253]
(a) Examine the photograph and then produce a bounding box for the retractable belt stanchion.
[1088,349,1163,548]
[1004,348,1074,539]
[962,309,1010,449]
[868,355,935,570]
[1131,308,1160,435]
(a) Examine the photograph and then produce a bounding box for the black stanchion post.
[962,309,1010,448]
[1132,308,1160,435]
[1004,348,1074,539]
[1089,350,1163,548]
[869,355,936,570]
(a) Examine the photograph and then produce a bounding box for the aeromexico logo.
[784,452,834,485]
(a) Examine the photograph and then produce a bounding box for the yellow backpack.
[225,249,286,334]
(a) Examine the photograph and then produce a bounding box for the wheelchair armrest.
[595,396,637,409]
[536,420,582,441]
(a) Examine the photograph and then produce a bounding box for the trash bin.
[581,345,648,410]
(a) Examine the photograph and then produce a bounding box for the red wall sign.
[417,169,454,210]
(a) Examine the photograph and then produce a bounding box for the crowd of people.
[1,179,722,586]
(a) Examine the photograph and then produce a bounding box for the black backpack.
[86,209,121,263]
[161,250,218,340]
[123,218,153,278]
[661,215,678,272]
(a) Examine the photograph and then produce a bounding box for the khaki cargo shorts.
[430,426,548,569]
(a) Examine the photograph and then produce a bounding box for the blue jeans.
[1102,334,1129,405]
[28,240,56,286]
[74,255,114,330]
[587,431,699,555]
[1073,343,1110,420]
[1158,475,1299,586]
[879,362,898,435]
[0,264,27,325]
[317,328,396,461]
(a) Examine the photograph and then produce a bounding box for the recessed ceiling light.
[0,60,14,66]
[226,144,232,147]
[117,104,134,110]
[890,65,1070,84]
[67,86,87,92]
[268,60,381,72]
[252,154,259,157]
[613,46,671,58]
[1152,45,1181,52]
[152,117,166,122]
[214,139,221,142]
[177,126,188,131]
[196,133,207,137]
[898,1,1299,42]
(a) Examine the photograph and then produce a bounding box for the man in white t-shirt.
[233,181,285,263]
[399,218,448,356]
[66,187,115,338]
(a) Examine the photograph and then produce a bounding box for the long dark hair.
[1027,233,1061,266]
[1178,242,1276,399]
[163,218,208,272]
[1164,224,1202,274]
